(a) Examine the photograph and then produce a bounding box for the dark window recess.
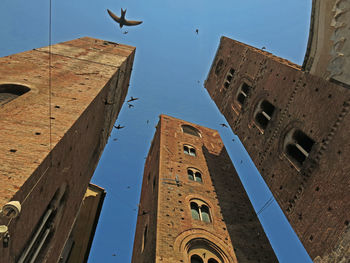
[182,125,201,137]
[142,225,148,252]
[184,145,196,156]
[223,68,235,89]
[285,130,315,168]
[215,59,224,75]
[255,100,275,130]
[191,255,204,263]
[237,83,251,106]
[0,84,30,106]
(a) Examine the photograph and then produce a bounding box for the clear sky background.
[1,1,313,262]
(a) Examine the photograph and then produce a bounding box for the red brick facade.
[132,115,277,263]
[0,37,135,262]
[205,36,350,260]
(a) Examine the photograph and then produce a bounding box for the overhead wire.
[256,196,275,216]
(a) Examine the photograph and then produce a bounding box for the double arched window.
[187,238,225,263]
[184,145,196,156]
[190,255,220,263]
[284,129,314,169]
[187,168,202,183]
[190,200,211,223]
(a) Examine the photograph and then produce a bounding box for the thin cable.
[48,0,52,158]
[256,196,275,216]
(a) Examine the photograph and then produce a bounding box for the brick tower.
[132,115,278,263]
[0,37,135,262]
[205,36,350,261]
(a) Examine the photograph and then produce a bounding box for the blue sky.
[1,1,313,262]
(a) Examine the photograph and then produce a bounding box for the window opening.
[190,200,211,223]
[187,168,202,183]
[191,203,200,220]
[184,145,196,156]
[223,68,235,89]
[201,206,210,223]
[191,255,204,263]
[285,129,315,168]
[255,100,275,131]
[182,125,201,137]
[215,59,223,76]
[237,82,251,106]
[0,84,30,106]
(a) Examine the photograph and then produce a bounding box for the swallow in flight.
[114,124,125,129]
[127,96,139,102]
[220,123,228,128]
[107,9,143,28]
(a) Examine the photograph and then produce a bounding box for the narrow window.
[200,205,211,223]
[191,255,204,263]
[182,125,201,137]
[153,176,156,191]
[0,84,30,106]
[184,145,189,154]
[255,100,275,131]
[194,172,202,182]
[223,68,235,89]
[191,203,200,220]
[189,148,196,156]
[285,129,315,168]
[237,82,251,106]
[188,169,194,181]
[215,59,223,76]
[141,225,148,253]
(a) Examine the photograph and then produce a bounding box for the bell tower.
[132,115,278,262]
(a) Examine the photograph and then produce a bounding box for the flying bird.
[127,103,134,108]
[107,9,143,28]
[114,124,125,129]
[127,96,139,102]
[232,138,235,142]
[123,31,128,34]
[220,123,228,128]
[113,138,118,141]
[195,29,199,34]
[146,120,149,124]
[262,46,266,50]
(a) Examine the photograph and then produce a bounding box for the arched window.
[223,68,235,89]
[187,168,202,183]
[254,100,275,131]
[184,145,196,156]
[0,84,30,106]
[236,82,252,107]
[191,254,204,263]
[182,125,201,137]
[284,129,315,169]
[187,238,225,263]
[190,200,211,223]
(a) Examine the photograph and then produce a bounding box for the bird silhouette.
[113,138,118,141]
[146,120,149,124]
[127,103,134,108]
[127,96,139,102]
[112,254,116,257]
[220,123,228,128]
[262,46,266,50]
[123,31,128,34]
[232,138,235,142]
[107,9,143,28]
[114,124,125,129]
[195,29,199,34]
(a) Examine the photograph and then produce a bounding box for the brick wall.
[0,37,135,262]
[132,115,278,262]
[205,36,350,260]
